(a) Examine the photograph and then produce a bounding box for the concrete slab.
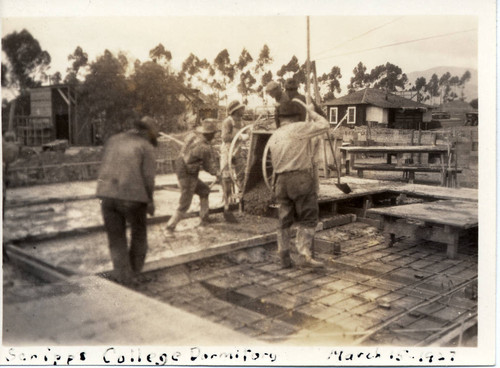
[3,275,260,346]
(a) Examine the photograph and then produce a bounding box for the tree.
[426,74,440,104]
[2,29,51,131]
[254,44,273,102]
[414,76,427,102]
[80,50,133,140]
[318,65,342,101]
[459,70,471,101]
[2,29,51,93]
[369,62,408,91]
[50,71,62,85]
[276,55,301,84]
[237,70,257,104]
[438,72,451,103]
[347,62,369,94]
[469,98,478,109]
[149,43,173,74]
[130,60,185,132]
[212,49,235,103]
[64,46,88,84]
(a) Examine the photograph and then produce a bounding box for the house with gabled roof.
[323,88,432,130]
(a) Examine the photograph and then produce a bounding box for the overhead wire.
[313,16,405,58]
[315,28,477,62]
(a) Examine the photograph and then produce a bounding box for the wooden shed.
[323,88,431,130]
[16,84,91,146]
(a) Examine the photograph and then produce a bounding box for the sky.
[0,0,493,104]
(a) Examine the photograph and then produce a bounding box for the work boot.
[279,250,292,269]
[296,226,324,268]
[199,197,212,225]
[166,210,183,232]
[277,228,293,268]
[223,209,239,223]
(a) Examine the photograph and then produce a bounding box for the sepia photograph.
[1,0,496,365]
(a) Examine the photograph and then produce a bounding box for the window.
[347,106,356,124]
[329,107,338,124]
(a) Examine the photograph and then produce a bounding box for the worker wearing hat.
[96,115,159,285]
[265,81,289,128]
[220,100,246,223]
[284,78,326,120]
[268,99,329,269]
[166,118,220,232]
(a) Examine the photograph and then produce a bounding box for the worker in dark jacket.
[166,118,219,232]
[96,116,158,284]
[284,78,326,120]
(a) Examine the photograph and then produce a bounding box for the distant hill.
[406,66,478,102]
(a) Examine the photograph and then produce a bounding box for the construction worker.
[265,81,289,128]
[166,118,219,232]
[96,116,158,284]
[268,99,329,269]
[220,100,246,223]
[284,78,326,119]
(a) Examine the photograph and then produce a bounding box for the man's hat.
[135,116,159,136]
[284,78,299,90]
[196,118,219,134]
[228,100,245,115]
[265,81,280,94]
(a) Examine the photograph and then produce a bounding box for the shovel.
[326,132,352,194]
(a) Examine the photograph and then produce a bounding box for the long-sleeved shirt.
[181,132,218,176]
[96,130,156,203]
[268,113,329,174]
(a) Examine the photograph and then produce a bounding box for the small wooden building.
[16,84,92,146]
[323,88,431,130]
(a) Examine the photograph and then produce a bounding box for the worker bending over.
[166,118,219,232]
[268,99,329,268]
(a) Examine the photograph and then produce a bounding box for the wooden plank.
[142,233,277,273]
[341,145,449,154]
[368,200,477,229]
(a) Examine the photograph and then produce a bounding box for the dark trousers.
[100,197,148,282]
[175,158,210,213]
[274,170,319,229]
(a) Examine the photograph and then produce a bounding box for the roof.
[323,88,430,110]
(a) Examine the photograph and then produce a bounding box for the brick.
[336,314,379,332]
[252,318,299,338]
[407,259,437,270]
[236,284,274,299]
[403,287,438,300]
[421,261,456,274]
[297,286,338,301]
[390,295,422,309]
[350,302,378,316]
[340,271,372,283]
[261,292,309,310]
[362,278,406,292]
[310,275,341,287]
[195,295,236,313]
[338,295,368,311]
[204,274,248,290]
[283,282,316,295]
[342,284,373,296]
[295,302,333,319]
[257,275,288,287]
[325,279,356,292]
[362,261,399,274]
[432,306,469,322]
[318,292,351,307]
[236,325,263,338]
[359,287,390,301]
